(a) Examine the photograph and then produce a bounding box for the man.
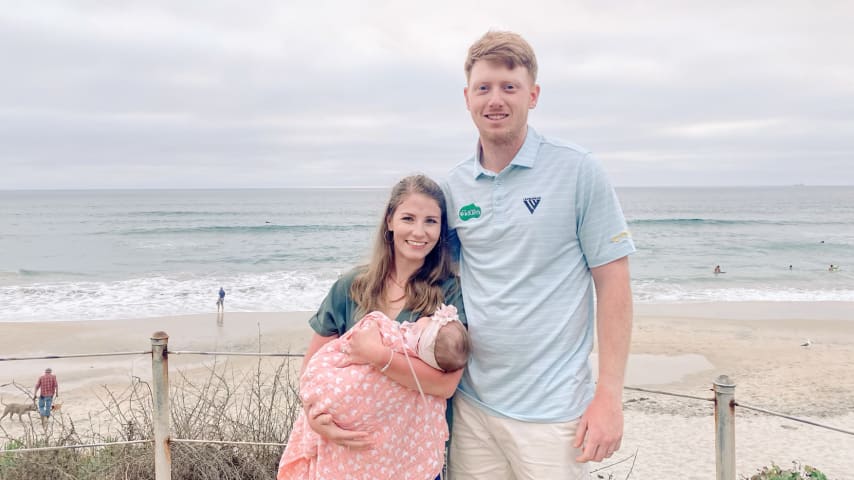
[442,31,635,479]
[33,367,59,418]
[217,286,226,312]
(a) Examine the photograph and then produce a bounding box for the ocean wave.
[106,224,375,236]
[627,218,851,227]
[633,283,854,303]
[11,269,92,278]
[121,210,239,217]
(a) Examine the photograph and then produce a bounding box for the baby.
[277,304,469,480]
[382,303,469,373]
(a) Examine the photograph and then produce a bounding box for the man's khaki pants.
[449,395,589,480]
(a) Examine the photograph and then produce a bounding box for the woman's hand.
[306,410,373,450]
[344,320,385,367]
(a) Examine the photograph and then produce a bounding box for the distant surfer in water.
[713,265,723,274]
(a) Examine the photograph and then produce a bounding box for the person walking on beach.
[33,368,59,419]
[216,287,225,312]
[277,174,466,480]
[441,31,635,479]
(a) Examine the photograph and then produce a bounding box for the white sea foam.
[4,272,854,323]
[0,270,339,322]
[633,282,854,303]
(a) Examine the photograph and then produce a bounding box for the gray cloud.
[1,1,852,189]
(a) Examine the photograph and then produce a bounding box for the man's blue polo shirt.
[442,127,635,422]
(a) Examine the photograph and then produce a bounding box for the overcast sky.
[2,1,852,189]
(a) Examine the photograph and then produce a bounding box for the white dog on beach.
[0,397,38,421]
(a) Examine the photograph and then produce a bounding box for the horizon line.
[1,184,853,192]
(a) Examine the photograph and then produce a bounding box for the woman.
[277,174,466,480]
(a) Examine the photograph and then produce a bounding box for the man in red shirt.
[33,367,59,418]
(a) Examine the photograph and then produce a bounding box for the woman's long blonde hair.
[351,174,456,318]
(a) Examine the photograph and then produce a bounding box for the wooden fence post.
[151,331,172,480]
[714,374,736,480]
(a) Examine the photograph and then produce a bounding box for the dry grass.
[3,356,657,480]
[0,358,302,480]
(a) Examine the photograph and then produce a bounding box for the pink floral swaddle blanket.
[277,308,458,480]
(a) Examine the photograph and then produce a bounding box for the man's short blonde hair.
[464,30,538,82]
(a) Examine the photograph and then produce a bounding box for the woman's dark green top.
[309,267,467,337]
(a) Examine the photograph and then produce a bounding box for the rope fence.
[734,401,854,436]
[171,438,288,448]
[169,350,304,357]
[2,332,853,480]
[624,385,714,403]
[622,385,853,437]
[2,439,152,454]
[0,351,152,362]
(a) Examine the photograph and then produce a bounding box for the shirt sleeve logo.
[611,230,631,243]
[523,197,541,214]
[459,203,482,221]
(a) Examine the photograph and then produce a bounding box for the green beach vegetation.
[744,462,829,480]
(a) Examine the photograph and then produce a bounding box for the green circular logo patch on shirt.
[459,203,482,221]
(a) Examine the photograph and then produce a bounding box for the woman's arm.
[378,347,464,398]
[347,321,463,398]
[301,332,374,450]
[300,332,338,376]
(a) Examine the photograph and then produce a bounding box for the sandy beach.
[2,302,853,479]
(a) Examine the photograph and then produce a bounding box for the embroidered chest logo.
[523,197,541,214]
[459,203,482,221]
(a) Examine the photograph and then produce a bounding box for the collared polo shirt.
[442,127,635,422]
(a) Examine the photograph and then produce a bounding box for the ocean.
[1,186,852,322]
